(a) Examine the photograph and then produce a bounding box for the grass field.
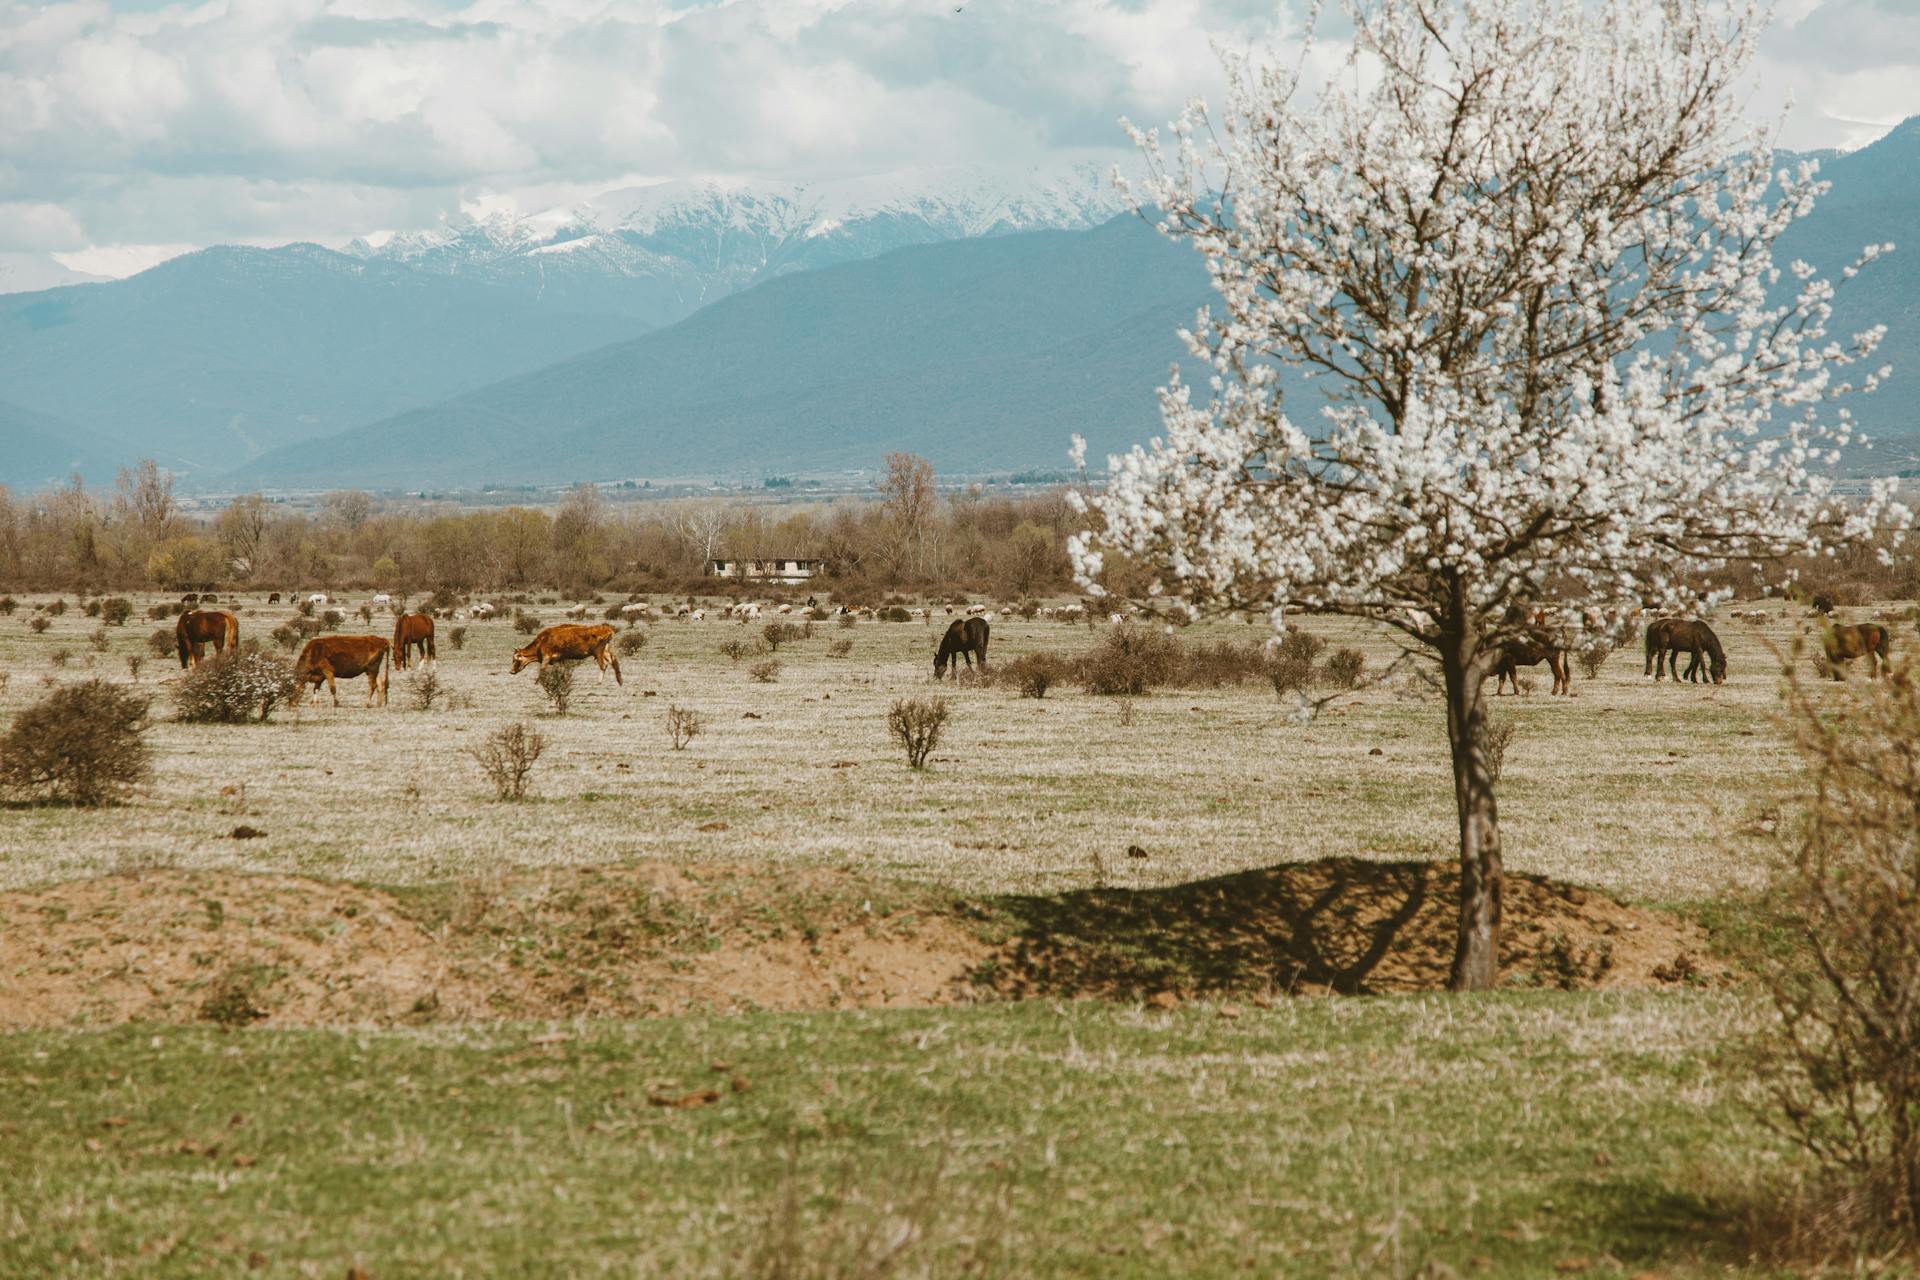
[0,591,1894,1275]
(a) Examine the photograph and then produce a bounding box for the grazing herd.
[121,590,1909,717]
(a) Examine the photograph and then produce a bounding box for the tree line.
[0,454,1083,600]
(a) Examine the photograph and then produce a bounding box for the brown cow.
[1820,618,1892,679]
[510,623,622,685]
[294,635,390,707]
[176,610,239,669]
[392,613,436,670]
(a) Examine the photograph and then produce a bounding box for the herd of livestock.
[152,591,1899,711]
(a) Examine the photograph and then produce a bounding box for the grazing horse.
[391,613,436,670]
[934,617,990,679]
[175,610,239,668]
[293,635,390,707]
[1492,635,1571,696]
[511,623,622,684]
[1820,619,1892,679]
[1649,620,1727,684]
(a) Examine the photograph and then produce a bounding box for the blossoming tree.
[1071,0,1904,990]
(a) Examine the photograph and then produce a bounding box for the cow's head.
[510,644,539,675]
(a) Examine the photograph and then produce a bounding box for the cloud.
[1,0,1915,265]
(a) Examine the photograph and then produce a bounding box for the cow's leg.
[326,667,341,707]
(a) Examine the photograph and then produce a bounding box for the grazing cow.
[267,592,281,604]
[1492,630,1572,695]
[391,613,436,671]
[934,617,990,679]
[1821,618,1892,679]
[175,610,239,669]
[294,635,390,707]
[511,623,622,684]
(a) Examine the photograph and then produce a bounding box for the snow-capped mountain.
[0,251,107,294]
[342,161,1130,327]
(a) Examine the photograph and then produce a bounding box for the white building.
[708,557,827,583]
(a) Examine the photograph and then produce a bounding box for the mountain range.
[2,132,1916,493]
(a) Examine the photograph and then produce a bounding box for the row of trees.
[0,454,1078,601]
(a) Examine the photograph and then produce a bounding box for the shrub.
[46,599,66,617]
[270,623,301,650]
[1181,641,1272,688]
[28,616,49,634]
[448,626,468,652]
[1743,670,1920,1245]
[406,667,444,712]
[48,649,71,668]
[749,658,782,683]
[1577,642,1611,681]
[514,610,542,636]
[83,599,100,617]
[88,627,109,654]
[296,598,315,617]
[537,662,575,715]
[665,704,705,750]
[837,612,856,629]
[1078,625,1183,696]
[881,606,913,623]
[1004,653,1068,699]
[173,645,298,723]
[470,722,546,801]
[1276,629,1327,666]
[1322,648,1367,690]
[720,638,765,663]
[0,596,14,615]
[1268,651,1315,696]
[1484,715,1517,784]
[148,628,175,658]
[126,655,144,681]
[100,597,133,626]
[618,629,649,658]
[147,602,172,621]
[0,679,151,806]
[887,696,949,769]
[763,621,800,650]
[356,604,373,624]
[826,638,853,659]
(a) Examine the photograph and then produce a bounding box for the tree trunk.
[1442,623,1503,991]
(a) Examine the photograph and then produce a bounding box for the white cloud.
[0,0,1914,270]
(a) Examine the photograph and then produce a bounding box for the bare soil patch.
[0,858,1722,1028]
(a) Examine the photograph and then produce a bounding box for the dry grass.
[0,593,1848,908]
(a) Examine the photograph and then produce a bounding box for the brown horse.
[934,617,990,679]
[1820,619,1892,679]
[1648,619,1726,684]
[511,623,622,684]
[391,613,436,670]
[293,635,390,707]
[175,610,239,668]
[1492,636,1571,695]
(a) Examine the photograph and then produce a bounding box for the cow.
[294,635,390,707]
[510,623,622,685]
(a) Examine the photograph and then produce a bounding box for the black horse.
[934,617,990,679]
[1647,619,1726,684]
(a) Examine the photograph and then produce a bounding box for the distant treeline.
[0,455,1091,601]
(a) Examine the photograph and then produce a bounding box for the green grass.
[0,994,1796,1278]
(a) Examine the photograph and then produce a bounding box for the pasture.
[0,591,1887,1275]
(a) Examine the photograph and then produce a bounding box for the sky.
[2,0,1917,278]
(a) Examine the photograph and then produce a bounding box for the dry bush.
[321,609,344,630]
[1181,640,1273,688]
[0,679,151,806]
[827,638,854,659]
[1483,714,1517,784]
[887,696,949,769]
[27,615,49,634]
[1268,652,1314,696]
[0,596,14,615]
[837,612,857,629]
[83,598,100,617]
[125,655,143,681]
[448,625,467,651]
[880,606,913,623]
[173,645,298,723]
[1743,669,1920,1245]
[147,628,175,658]
[1116,697,1137,727]
[750,658,783,684]
[1078,624,1184,696]
[469,722,546,801]
[720,638,765,663]
[618,628,649,657]
[296,597,315,617]
[1577,642,1611,681]
[763,621,800,651]
[356,604,373,624]
[1003,653,1068,699]
[46,599,65,617]
[537,662,574,715]
[514,610,541,636]
[1277,629,1328,665]
[406,667,444,712]
[1322,647,1367,690]
[48,648,71,668]
[100,597,133,626]
[665,704,705,750]
[88,627,109,653]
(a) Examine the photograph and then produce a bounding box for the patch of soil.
[0,858,1724,1029]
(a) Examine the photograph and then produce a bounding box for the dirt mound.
[0,859,1722,1029]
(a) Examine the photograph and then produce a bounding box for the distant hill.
[231,215,1222,488]
[0,400,136,490]
[0,246,650,475]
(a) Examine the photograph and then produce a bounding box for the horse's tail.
[391,616,406,669]
[223,612,239,652]
[175,616,191,669]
